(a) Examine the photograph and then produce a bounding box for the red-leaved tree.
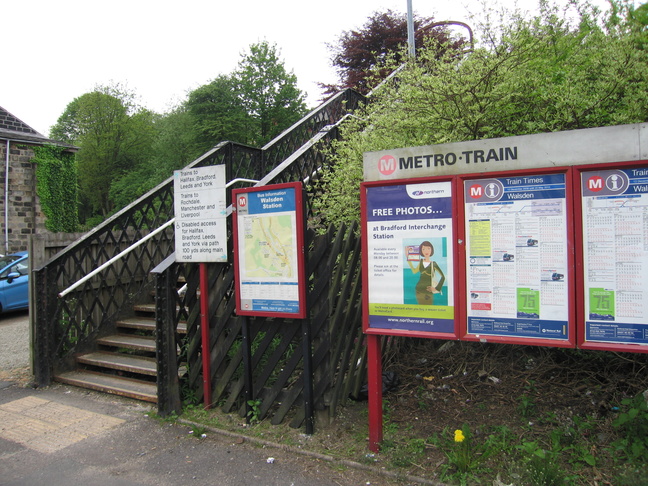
[323,9,470,96]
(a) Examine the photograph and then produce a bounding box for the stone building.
[0,106,76,254]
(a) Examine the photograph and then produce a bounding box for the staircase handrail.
[56,175,268,298]
[36,90,357,275]
[149,116,352,281]
[258,117,350,187]
[57,218,176,298]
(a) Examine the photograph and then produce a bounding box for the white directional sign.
[174,165,227,262]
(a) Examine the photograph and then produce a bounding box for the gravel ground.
[0,310,31,378]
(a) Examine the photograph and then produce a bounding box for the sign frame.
[361,175,460,340]
[174,165,228,263]
[575,160,648,354]
[457,167,577,348]
[232,182,308,319]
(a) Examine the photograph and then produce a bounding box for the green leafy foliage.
[186,74,251,151]
[523,453,566,486]
[33,145,79,232]
[247,399,262,424]
[428,425,494,483]
[186,41,307,149]
[234,41,307,145]
[49,41,308,227]
[313,0,648,229]
[50,83,156,222]
[611,392,648,463]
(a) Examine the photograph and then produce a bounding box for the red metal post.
[367,334,383,452]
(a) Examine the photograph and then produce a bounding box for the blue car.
[0,252,29,313]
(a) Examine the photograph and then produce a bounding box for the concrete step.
[55,370,157,403]
[97,334,156,353]
[116,316,187,334]
[77,351,157,376]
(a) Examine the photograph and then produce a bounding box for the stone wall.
[0,141,45,254]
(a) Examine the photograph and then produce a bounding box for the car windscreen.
[0,255,21,271]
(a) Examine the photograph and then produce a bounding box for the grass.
[169,342,648,485]
[170,393,648,485]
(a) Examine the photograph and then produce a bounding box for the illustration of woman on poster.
[407,240,446,305]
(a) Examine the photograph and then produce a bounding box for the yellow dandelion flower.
[454,429,465,443]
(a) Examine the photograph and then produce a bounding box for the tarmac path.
[0,312,413,486]
[0,310,30,373]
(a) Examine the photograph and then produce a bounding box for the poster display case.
[577,163,648,352]
[459,169,576,347]
[232,182,307,318]
[361,178,457,338]
[361,123,648,452]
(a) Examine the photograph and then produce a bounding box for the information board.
[362,179,456,337]
[462,172,573,345]
[232,182,307,318]
[580,166,648,348]
[361,124,648,353]
[174,165,227,262]
[360,125,648,454]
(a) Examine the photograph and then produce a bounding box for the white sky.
[2,0,592,137]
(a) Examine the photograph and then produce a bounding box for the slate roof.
[0,106,76,150]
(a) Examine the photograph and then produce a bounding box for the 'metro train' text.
[399,147,518,169]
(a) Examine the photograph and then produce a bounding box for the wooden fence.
[155,221,368,426]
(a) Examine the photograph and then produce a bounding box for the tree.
[323,9,469,95]
[50,41,308,225]
[109,106,205,211]
[150,105,203,176]
[186,41,307,148]
[186,75,251,151]
[313,0,648,229]
[234,41,307,145]
[51,84,156,221]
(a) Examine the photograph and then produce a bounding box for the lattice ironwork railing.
[33,88,366,387]
[262,89,363,171]
[152,90,371,422]
[154,221,367,426]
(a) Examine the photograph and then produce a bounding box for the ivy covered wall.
[33,145,78,233]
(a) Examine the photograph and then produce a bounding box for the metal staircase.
[55,303,184,402]
[33,89,367,410]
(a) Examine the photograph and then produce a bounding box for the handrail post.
[154,254,182,416]
[33,266,54,386]
[200,263,212,409]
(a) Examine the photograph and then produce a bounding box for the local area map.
[242,214,295,279]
